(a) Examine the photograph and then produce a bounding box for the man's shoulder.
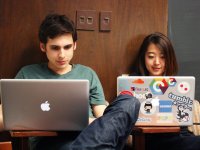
[16,63,48,79]
[72,64,99,80]
[20,63,46,72]
[74,64,94,73]
[21,63,43,69]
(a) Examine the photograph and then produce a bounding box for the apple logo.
[40,101,50,111]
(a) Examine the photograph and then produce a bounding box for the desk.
[10,127,180,150]
[132,126,180,150]
[10,131,58,150]
[10,131,58,137]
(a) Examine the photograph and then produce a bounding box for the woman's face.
[145,43,165,76]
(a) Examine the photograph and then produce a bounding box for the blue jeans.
[67,94,140,150]
[29,95,140,150]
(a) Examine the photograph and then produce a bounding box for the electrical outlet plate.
[76,10,97,31]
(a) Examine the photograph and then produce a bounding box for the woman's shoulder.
[129,72,141,76]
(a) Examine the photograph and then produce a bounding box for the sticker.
[176,105,190,122]
[119,90,133,96]
[132,79,144,84]
[157,113,173,123]
[177,82,190,94]
[159,100,172,113]
[140,100,156,115]
[151,97,160,106]
[168,78,177,87]
[150,78,169,95]
[137,117,152,122]
[168,92,193,111]
[131,87,148,92]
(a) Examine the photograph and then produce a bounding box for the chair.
[188,99,200,135]
[0,105,12,150]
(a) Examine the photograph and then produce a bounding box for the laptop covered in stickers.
[117,76,195,126]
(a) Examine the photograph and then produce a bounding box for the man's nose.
[58,49,65,58]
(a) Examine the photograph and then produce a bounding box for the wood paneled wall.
[0,0,168,102]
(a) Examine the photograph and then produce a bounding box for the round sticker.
[140,100,156,115]
[177,82,190,94]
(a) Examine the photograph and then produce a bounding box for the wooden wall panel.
[0,0,168,102]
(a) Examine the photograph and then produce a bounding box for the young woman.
[133,32,200,150]
[135,32,178,76]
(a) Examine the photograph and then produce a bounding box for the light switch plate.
[100,11,112,31]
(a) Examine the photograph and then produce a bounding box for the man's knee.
[120,96,140,115]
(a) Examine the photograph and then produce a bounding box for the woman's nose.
[154,57,160,65]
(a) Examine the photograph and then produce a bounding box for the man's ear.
[73,42,77,51]
[40,43,46,52]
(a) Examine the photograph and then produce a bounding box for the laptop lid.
[0,79,89,131]
[117,76,195,126]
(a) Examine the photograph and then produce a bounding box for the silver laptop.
[117,76,195,126]
[0,79,89,131]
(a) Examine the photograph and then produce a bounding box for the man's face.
[40,34,76,74]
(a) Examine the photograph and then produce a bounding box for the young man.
[15,14,140,150]
[15,14,106,124]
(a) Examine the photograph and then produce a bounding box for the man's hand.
[92,104,107,118]
[88,104,108,124]
[89,117,96,124]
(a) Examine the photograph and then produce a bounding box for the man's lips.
[57,61,66,65]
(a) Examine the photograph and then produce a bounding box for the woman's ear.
[40,43,46,52]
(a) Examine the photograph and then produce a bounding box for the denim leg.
[68,95,140,150]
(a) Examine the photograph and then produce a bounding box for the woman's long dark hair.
[136,32,178,76]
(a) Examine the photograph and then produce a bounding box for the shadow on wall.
[119,34,147,75]
[15,43,47,76]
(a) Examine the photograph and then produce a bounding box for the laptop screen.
[0,79,89,131]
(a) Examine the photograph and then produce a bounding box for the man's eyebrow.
[49,44,73,47]
[50,45,60,47]
[65,44,73,46]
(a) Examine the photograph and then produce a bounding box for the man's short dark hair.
[39,13,77,44]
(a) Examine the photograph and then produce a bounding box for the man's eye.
[64,45,72,50]
[51,46,59,50]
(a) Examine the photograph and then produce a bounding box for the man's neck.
[48,64,72,75]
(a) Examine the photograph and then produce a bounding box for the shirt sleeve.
[15,69,25,79]
[89,70,106,105]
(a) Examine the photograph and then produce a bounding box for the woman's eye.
[148,55,154,59]
[160,55,165,59]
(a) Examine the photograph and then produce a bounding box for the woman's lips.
[152,67,161,71]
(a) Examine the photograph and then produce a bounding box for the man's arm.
[0,105,3,131]
[89,104,107,124]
